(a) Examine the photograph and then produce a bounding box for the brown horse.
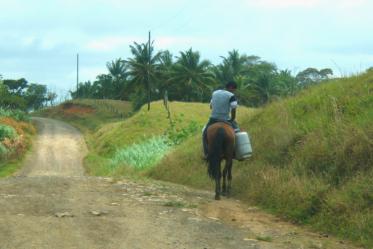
[206,122,235,200]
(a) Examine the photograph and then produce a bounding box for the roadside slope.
[149,72,373,247]
[0,110,36,177]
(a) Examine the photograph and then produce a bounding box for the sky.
[1,0,372,99]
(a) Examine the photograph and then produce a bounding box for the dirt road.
[0,118,362,249]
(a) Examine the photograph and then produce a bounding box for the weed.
[163,201,185,208]
[256,235,272,242]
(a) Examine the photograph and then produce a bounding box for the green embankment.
[85,100,252,176]
[0,110,36,177]
[148,73,373,247]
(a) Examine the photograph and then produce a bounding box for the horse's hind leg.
[226,159,233,196]
[222,163,228,196]
[215,171,221,200]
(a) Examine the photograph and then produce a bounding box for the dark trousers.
[202,118,239,156]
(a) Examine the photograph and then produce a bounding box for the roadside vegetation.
[148,72,373,248]
[0,108,35,177]
[84,100,252,176]
[0,76,58,177]
[70,41,333,111]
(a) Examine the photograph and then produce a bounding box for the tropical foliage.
[70,41,334,110]
[0,78,56,111]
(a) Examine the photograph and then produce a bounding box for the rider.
[202,81,239,158]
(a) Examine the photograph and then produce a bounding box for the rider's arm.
[231,108,236,121]
[229,95,238,121]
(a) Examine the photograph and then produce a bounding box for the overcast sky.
[1,0,372,98]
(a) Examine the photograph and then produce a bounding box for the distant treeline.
[71,42,333,109]
[0,76,57,111]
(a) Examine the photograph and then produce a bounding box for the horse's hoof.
[215,195,221,200]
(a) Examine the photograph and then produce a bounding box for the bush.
[0,124,17,141]
[0,143,8,155]
[0,108,29,121]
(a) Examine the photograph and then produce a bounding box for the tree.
[276,69,299,96]
[126,41,162,110]
[107,58,129,99]
[296,67,333,87]
[3,78,28,95]
[168,48,215,102]
[157,50,174,97]
[46,91,58,107]
[243,62,280,106]
[25,83,47,110]
[214,50,260,86]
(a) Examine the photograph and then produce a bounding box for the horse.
[206,122,235,200]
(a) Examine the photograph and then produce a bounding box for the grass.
[85,100,252,176]
[163,201,186,208]
[0,115,36,177]
[148,72,373,248]
[110,136,171,170]
[256,235,273,242]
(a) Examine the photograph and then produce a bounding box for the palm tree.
[157,50,174,97]
[214,50,260,86]
[106,58,129,100]
[168,48,215,102]
[126,42,162,110]
[245,62,280,106]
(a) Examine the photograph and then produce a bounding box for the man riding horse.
[202,81,239,159]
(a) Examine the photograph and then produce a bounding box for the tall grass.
[111,136,170,170]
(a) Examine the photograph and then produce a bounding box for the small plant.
[0,124,17,141]
[256,235,273,242]
[0,108,28,121]
[163,201,186,208]
[166,119,201,145]
[0,143,8,155]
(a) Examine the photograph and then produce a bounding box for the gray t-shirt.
[210,89,238,121]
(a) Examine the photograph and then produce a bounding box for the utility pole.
[77,53,79,98]
[147,31,151,111]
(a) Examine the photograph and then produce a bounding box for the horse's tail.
[208,127,225,179]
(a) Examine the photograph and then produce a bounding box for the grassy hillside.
[148,73,373,247]
[84,100,253,175]
[0,109,36,177]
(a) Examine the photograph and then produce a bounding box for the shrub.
[0,124,17,141]
[0,108,28,121]
[0,143,7,155]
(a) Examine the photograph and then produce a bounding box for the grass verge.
[147,72,373,248]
